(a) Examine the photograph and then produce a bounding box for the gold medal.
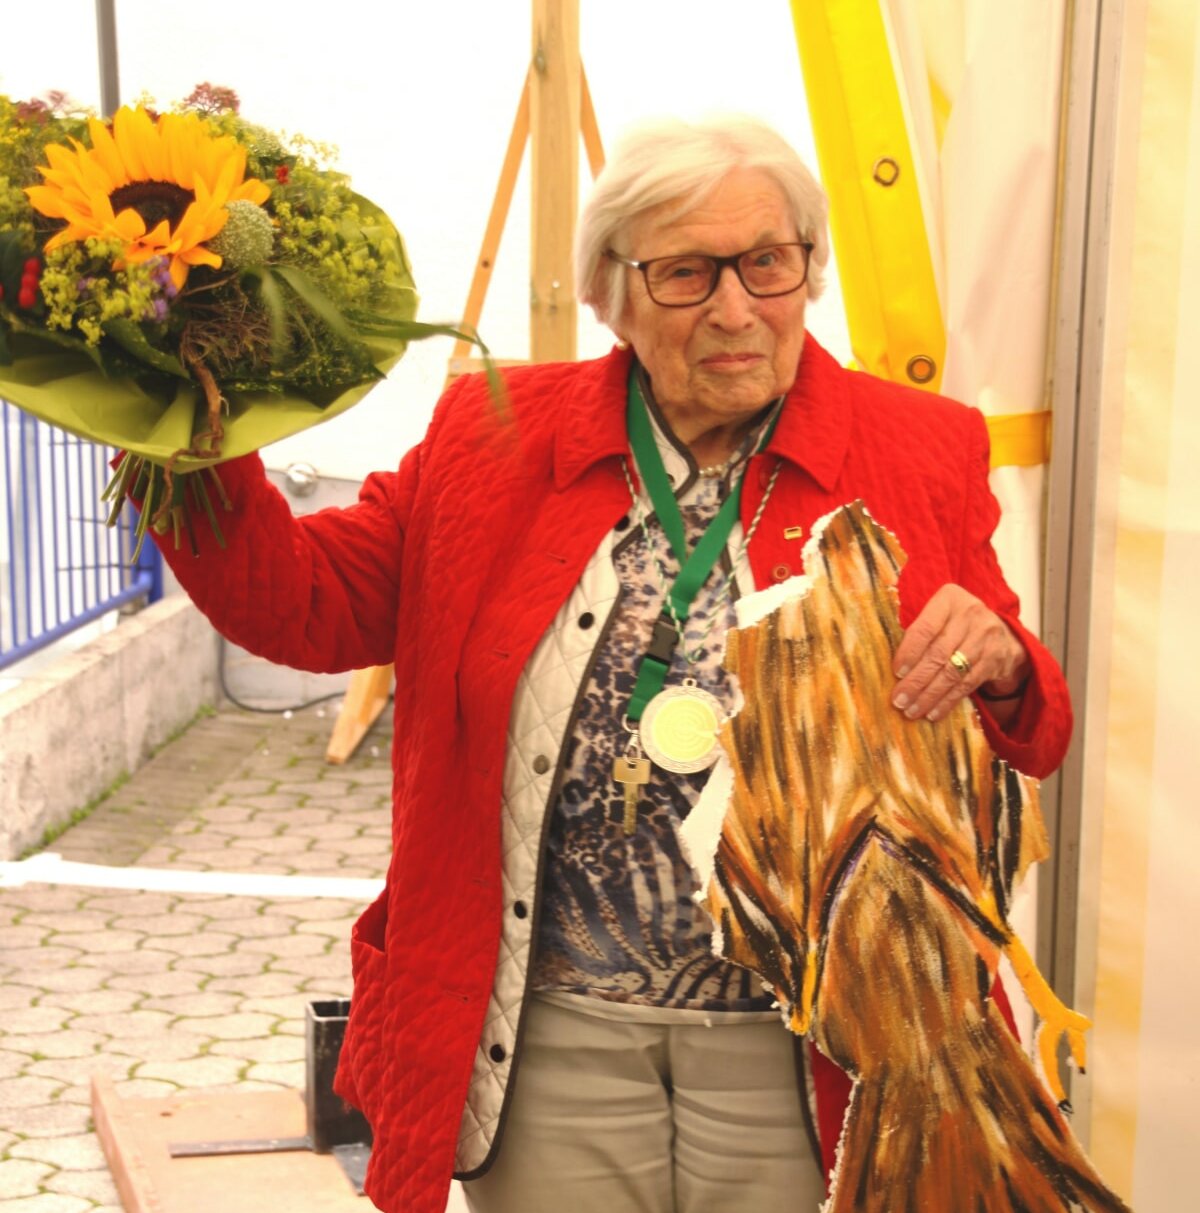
[640,679,724,773]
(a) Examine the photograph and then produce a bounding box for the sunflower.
[25,105,270,290]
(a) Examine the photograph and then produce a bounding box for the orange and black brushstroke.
[700,501,1130,1213]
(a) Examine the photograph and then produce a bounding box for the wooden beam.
[529,0,581,362]
[580,66,606,178]
[450,72,532,366]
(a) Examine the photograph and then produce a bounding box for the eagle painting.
[681,502,1130,1213]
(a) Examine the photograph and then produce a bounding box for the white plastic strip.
[0,852,384,900]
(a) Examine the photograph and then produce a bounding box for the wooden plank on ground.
[325,665,393,766]
[91,1076,366,1212]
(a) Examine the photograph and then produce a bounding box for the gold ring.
[949,650,971,677]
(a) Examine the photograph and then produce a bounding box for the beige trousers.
[461,993,826,1213]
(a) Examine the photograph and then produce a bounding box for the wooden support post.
[329,1,603,765]
[530,0,581,362]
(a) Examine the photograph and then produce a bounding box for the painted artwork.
[681,502,1130,1213]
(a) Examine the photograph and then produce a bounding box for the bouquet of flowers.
[0,85,488,554]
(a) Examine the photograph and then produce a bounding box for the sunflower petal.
[87,117,127,186]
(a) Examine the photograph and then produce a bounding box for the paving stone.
[9,1133,108,1171]
[108,912,209,937]
[130,845,181,866]
[133,1055,246,1087]
[0,1049,25,1079]
[141,931,237,958]
[238,794,314,812]
[227,835,312,856]
[4,1101,93,1137]
[0,1005,74,1035]
[254,806,338,826]
[46,930,146,955]
[205,972,303,998]
[0,1126,16,1151]
[0,1030,105,1060]
[0,925,51,950]
[39,1168,121,1204]
[243,1059,306,1088]
[214,781,275,798]
[70,950,170,976]
[294,916,357,939]
[0,1076,65,1109]
[264,852,342,874]
[0,1158,54,1199]
[236,933,328,958]
[111,1077,179,1099]
[0,888,88,913]
[24,1055,136,1087]
[208,1035,306,1064]
[138,991,241,1017]
[261,898,363,921]
[6,968,107,995]
[267,953,351,981]
[79,893,180,917]
[0,1192,93,1212]
[106,971,201,998]
[171,953,267,978]
[69,1010,171,1037]
[105,1032,211,1064]
[35,989,141,1016]
[171,1013,277,1041]
[1,946,85,973]
[0,985,37,1011]
[202,914,299,939]
[174,896,269,919]
[20,911,113,934]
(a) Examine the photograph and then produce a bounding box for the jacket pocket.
[334,891,388,1126]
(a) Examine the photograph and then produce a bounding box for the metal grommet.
[906,354,937,384]
[872,157,900,187]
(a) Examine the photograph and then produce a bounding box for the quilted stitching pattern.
[154,336,1072,1213]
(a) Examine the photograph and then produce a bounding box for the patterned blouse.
[531,392,777,1012]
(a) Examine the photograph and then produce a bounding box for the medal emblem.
[640,679,724,773]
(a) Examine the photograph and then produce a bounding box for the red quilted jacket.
[157,334,1071,1213]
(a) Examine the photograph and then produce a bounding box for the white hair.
[575,114,830,328]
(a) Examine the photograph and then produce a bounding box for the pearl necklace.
[697,454,739,479]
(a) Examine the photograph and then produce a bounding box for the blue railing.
[0,399,161,671]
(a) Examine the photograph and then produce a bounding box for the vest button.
[513,900,528,919]
[615,514,631,531]
[532,754,551,775]
[578,612,595,630]
[772,563,791,582]
[489,1043,506,1063]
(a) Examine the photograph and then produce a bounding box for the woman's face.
[614,168,808,432]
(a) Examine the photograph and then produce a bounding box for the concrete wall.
[0,596,220,860]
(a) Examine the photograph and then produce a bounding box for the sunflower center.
[109,180,195,232]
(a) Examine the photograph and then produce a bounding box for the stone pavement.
[0,702,467,1213]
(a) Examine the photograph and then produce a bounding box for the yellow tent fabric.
[789,0,1050,470]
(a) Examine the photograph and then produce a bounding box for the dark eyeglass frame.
[605,241,815,307]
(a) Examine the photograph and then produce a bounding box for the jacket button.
[532,754,551,775]
[513,900,528,919]
[489,1044,506,1063]
[772,563,791,582]
[615,514,631,531]
[578,612,595,630]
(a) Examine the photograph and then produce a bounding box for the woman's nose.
[705,264,756,326]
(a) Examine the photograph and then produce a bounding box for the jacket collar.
[553,333,850,493]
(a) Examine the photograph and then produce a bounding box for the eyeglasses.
[605,241,814,307]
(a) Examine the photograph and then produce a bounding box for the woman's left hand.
[891,584,1030,723]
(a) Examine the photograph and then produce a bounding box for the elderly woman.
[157,115,1070,1213]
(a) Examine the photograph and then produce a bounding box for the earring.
[615,337,629,351]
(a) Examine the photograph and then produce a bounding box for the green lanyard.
[624,369,777,722]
